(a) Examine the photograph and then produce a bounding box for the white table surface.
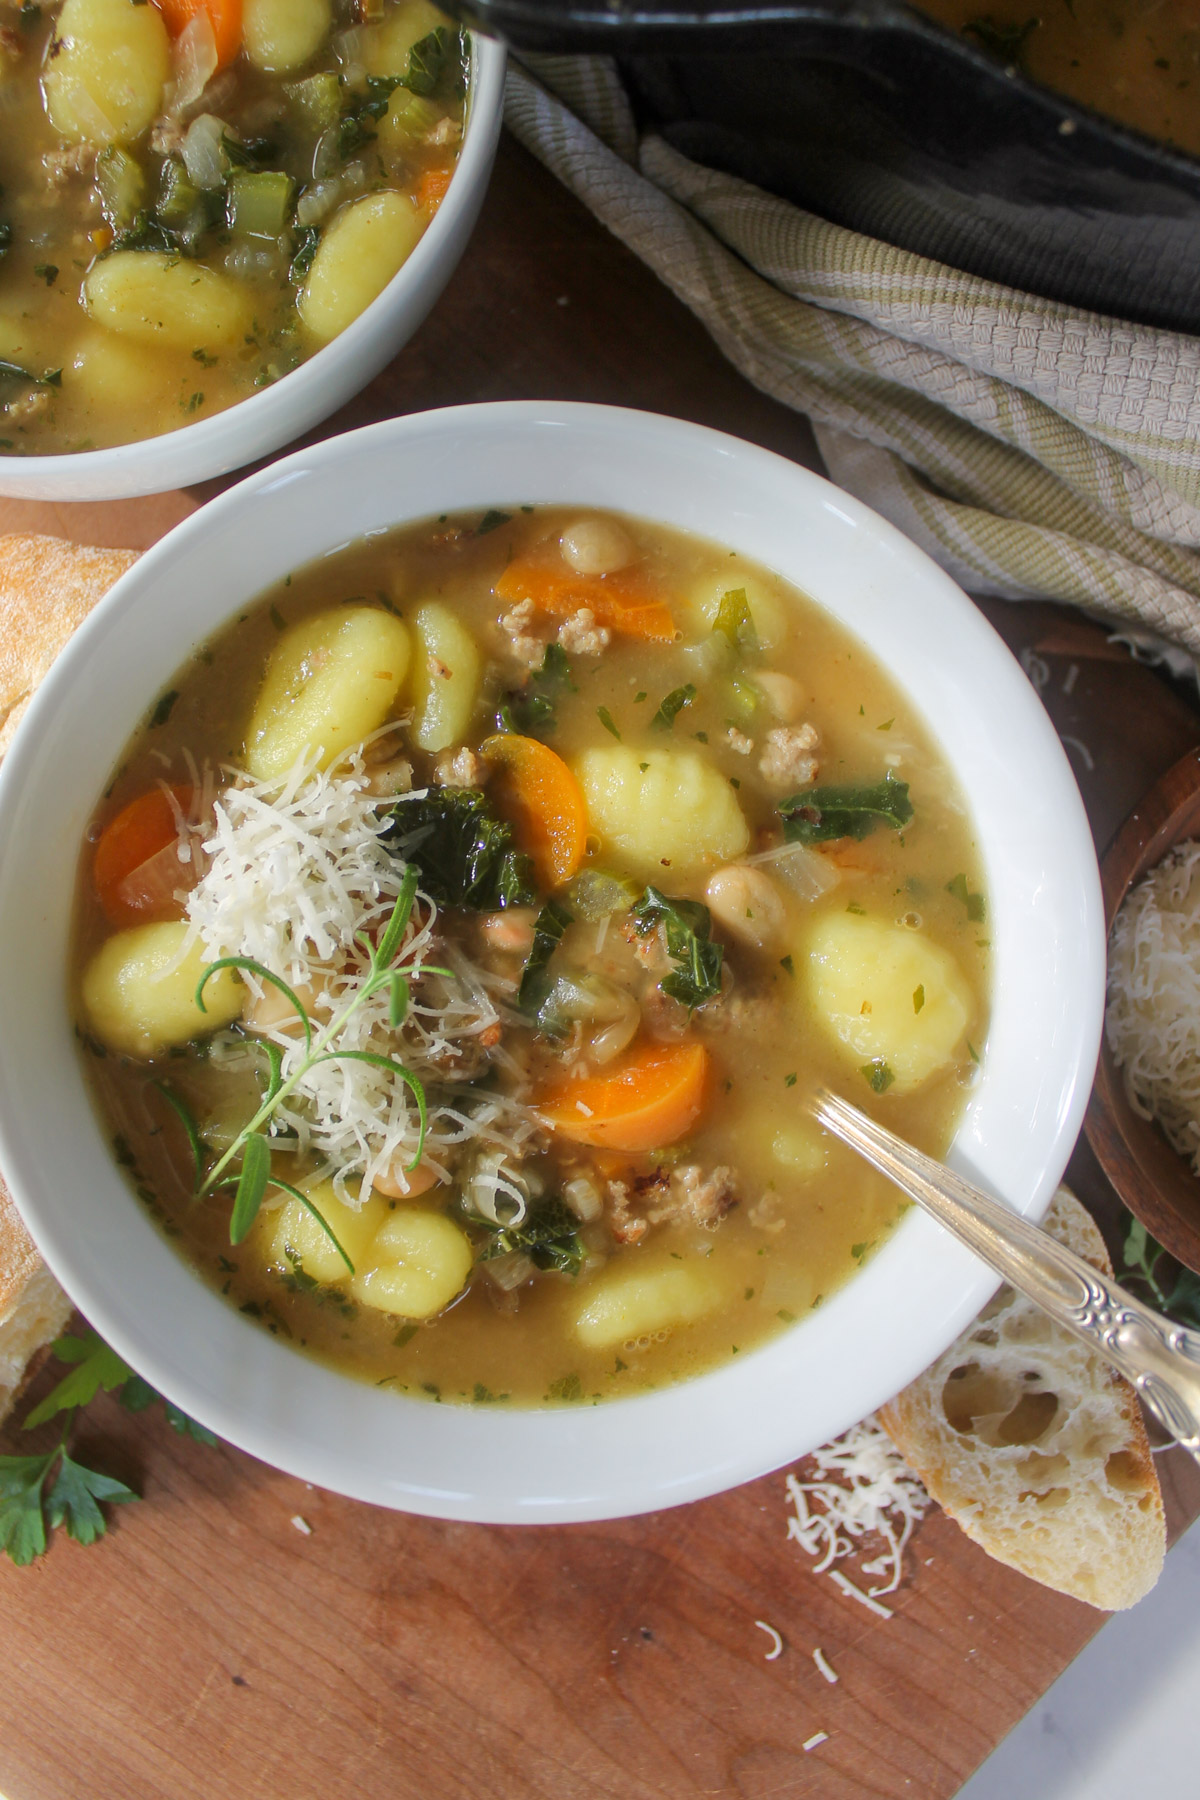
[958,1502,1200,1798]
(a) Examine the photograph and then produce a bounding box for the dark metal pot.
[450,0,1200,335]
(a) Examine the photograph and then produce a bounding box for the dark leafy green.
[384,788,535,911]
[476,1196,585,1277]
[518,899,572,1018]
[633,886,723,1010]
[290,225,320,281]
[496,642,574,737]
[779,773,913,845]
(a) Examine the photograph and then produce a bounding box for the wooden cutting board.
[2,133,1198,1800]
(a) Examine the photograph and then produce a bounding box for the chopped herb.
[149,689,179,727]
[639,761,649,772]
[846,900,866,915]
[913,984,925,1014]
[383,788,534,911]
[476,508,512,536]
[780,954,795,976]
[269,603,286,631]
[967,1041,980,1064]
[192,347,218,367]
[780,772,913,844]
[597,705,621,740]
[474,1196,585,1277]
[634,691,647,703]
[393,1323,419,1348]
[693,731,708,744]
[946,872,986,921]
[861,1059,895,1093]
[777,1308,796,1323]
[851,1240,874,1261]
[546,1371,584,1403]
[784,1072,797,1087]
[517,898,572,1018]
[651,683,697,731]
[877,717,894,731]
[290,225,320,280]
[33,263,58,287]
[185,392,205,414]
[632,886,723,1010]
[472,1383,507,1404]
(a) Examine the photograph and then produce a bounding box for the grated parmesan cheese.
[803,1732,829,1752]
[812,1647,838,1684]
[185,750,538,1211]
[785,1415,930,1603]
[1106,839,1200,1173]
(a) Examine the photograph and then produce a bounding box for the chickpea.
[480,908,537,955]
[242,976,323,1035]
[371,1158,442,1200]
[755,671,806,724]
[705,865,787,951]
[560,517,635,577]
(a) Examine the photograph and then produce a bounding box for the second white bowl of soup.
[0,402,1104,1521]
[0,2,503,499]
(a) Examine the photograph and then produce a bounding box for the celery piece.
[95,147,146,231]
[384,89,441,144]
[286,72,342,133]
[226,170,295,240]
[157,156,201,228]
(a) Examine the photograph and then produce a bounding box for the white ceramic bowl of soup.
[0,36,505,504]
[0,402,1104,1522]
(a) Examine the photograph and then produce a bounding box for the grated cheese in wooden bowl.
[1106,838,1200,1173]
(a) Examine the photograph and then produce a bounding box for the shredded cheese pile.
[186,752,537,1208]
[1106,839,1200,1172]
[785,1416,930,1609]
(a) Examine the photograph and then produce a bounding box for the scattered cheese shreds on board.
[812,1647,838,1684]
[785,1415,930,1604]
[826,1569,894,1619]
[1106,838,1200,1173]
[755,1621,783,1660]
[291,1515,313,1536]
[803,1732,829,1752]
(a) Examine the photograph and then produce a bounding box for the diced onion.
[181,112,227,189]
[171,11,219,115]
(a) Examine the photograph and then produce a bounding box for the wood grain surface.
[2,134,1199,1800]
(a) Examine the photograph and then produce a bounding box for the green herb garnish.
[476,508,512,536]
[632,886,723,1010]
[779,773,913,844]
[861,1059,895,1093]
[651,683,697,731]
[475,1196,585,1277]
[946,872,986,922]
[597,705,621,740]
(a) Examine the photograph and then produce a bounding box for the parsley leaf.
[21,1329,132,1430]
[651,683,697,731]
[861,1059,895,1093]
[384,788,534,911]
[517,898,572,1018]
[779,773,913,844]
[0,1455,54,1565]
[45,1451,136,1547]
[633,886,723,1010]
[946,872,986,922]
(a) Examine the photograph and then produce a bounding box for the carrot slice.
[538,1040,709,1151]
[416,167,453,214]
[94,786,193,927]
[480,733,587,889]
[156,0,242,69]
[495,558,677,644]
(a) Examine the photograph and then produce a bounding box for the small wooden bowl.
[1086,745,1200,1272]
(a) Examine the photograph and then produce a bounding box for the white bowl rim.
[0,400,1105,1523]
[0,33,506,495]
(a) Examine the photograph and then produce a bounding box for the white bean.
[755,671,806,724]
[705,865,787,951]
[560,517,635,577]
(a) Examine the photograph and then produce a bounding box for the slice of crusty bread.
[0,532,137,1422]
[881,1186,1165,1610]
[0,532,137,756]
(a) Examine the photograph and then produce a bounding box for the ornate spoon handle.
[813,1087,1200,1462]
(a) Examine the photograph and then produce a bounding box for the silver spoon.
[812,1086,1200,1466]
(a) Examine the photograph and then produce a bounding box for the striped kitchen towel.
[504,54,1200,665]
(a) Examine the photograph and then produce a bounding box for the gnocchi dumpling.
[243,0,332,72]
[43,0,171,146]
[66,330,178,416]
[84,253,253,350]
[407,601,482,752]
[298,192,425,345]
[801,912,972,1093]
[574,1259,723,1350]
[363,0,447,75]
[350,1208,473,1318]
[245,605,412,781]
[262,1182,386,1286]
[575,746,749,882]
[81,921,243,1060]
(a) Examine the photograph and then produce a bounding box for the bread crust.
[881,1186,1165,1611]
[0,532,137,1420]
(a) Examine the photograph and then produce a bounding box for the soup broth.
[0,0,466,455]
[73,508,990,1407]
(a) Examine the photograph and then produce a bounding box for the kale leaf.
[779,772,913,845]
[384,787,535,911]
[475,1196,585,1277]
[518,899,572,1018]
[633,886,723,1010]
[497,642,574,737]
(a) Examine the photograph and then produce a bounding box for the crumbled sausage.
[557,607,610,656]
[427,115,461,146]
[149,116,187,157]
[606,1164,738,1243]
[0,24,22,59]
[43,143,97,186]
[434,745,487,788]
[499,597,551,670]
[4,386,51,424]
[759,723,820,790]
[726,726,753,755]
[666,1164,738,1228]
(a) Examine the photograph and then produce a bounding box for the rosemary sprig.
[194,866,432,1244]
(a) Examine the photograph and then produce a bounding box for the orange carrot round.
[494,558,677,644]
[416,167,453,214]
[480,733,587,889]
[156,0,243,69]
[94,786,193,927]
[538,1040,709,1151]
